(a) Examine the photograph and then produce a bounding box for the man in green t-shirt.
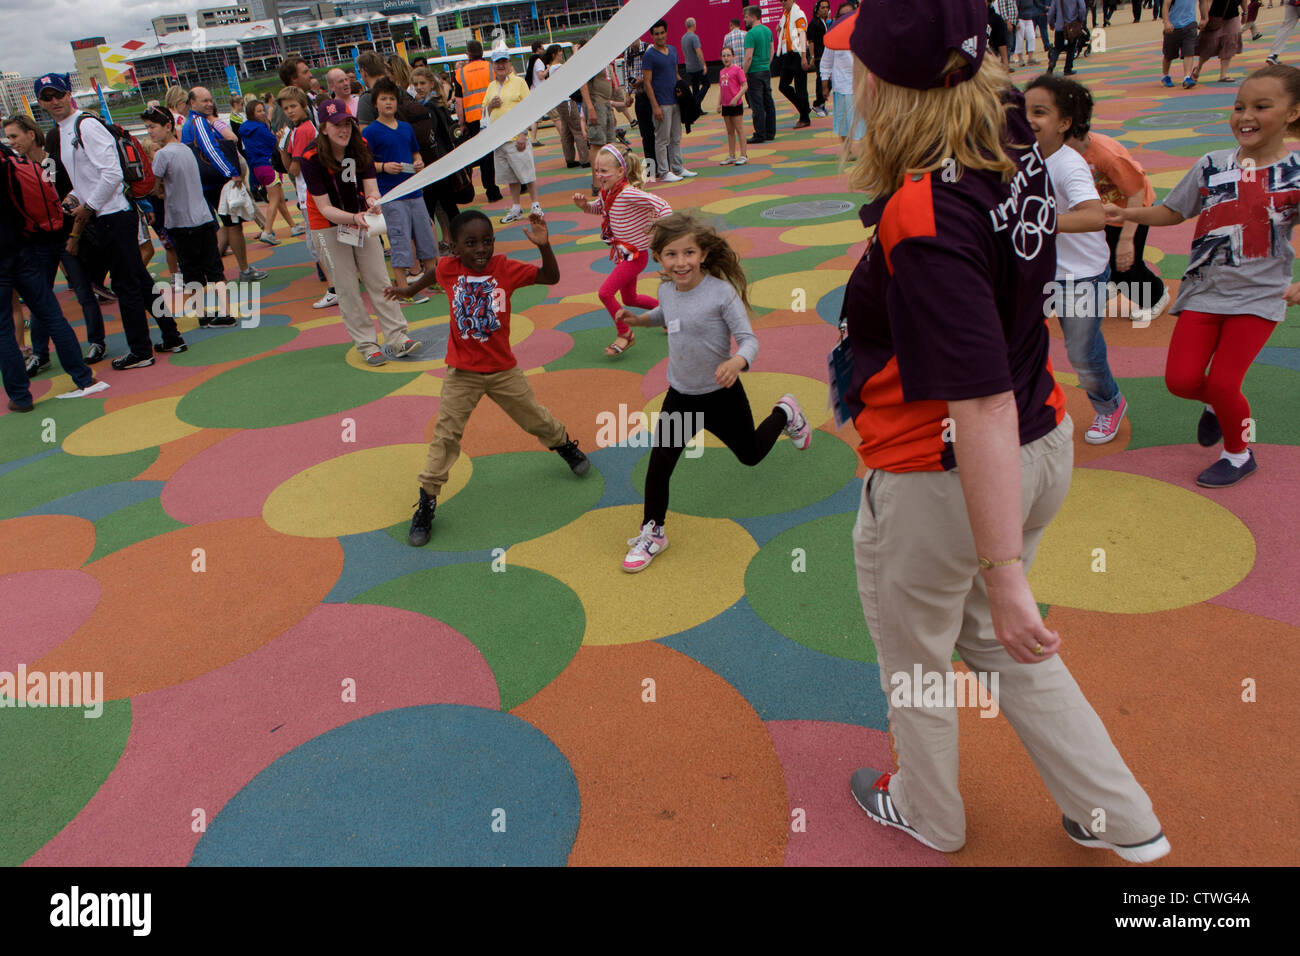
[742,5,777,143]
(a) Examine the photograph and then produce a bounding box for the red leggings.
[1165,310,1277,453]
[599,250,658,337]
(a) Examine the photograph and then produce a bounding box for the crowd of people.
[2,0,1297,864]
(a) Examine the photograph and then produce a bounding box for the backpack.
[69,113,155,199]
[0,147,66,237]
[189,138,240,191]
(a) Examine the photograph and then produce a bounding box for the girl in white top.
[573,144,672,356]
[1026,75,1128,445]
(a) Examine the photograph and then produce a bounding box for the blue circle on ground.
[190,705,579,866]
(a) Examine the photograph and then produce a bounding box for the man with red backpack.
[39,71,185,370]
[0,136,109,411]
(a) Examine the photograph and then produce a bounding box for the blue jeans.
[0,243,94,406]
[1033,14,1051,53]
[29,245,105,358]
[746,70,775,140]
[1056,269,1121,415]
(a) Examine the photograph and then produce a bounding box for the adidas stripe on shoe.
[849,768,944,851]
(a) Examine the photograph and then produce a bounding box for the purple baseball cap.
[316,97,354,124]
[825,0,988,90]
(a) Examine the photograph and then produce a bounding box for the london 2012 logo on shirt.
[989,142,1057,262]
[451,276,506,342]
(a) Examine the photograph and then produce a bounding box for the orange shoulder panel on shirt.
[876,174,938,273]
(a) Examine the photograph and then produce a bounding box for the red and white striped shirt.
[584,183,672,258]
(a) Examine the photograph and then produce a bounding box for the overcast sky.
[1,0,222,76]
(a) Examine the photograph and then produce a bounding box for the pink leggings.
[1165,310,1276,453]
[599,250,658,337]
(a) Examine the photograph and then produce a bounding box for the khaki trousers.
[318,228,408,358]
[852,416,1162,851]
[418,366,568,495]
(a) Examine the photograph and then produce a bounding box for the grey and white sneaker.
[849,768,945,851]
[1062,815,1171,863]
[238,267,269,281]
[388,337,423,359]
[364,350,388,367]
[84,342,107,364]
[313,291,338,309]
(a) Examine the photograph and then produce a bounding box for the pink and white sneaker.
[1084,395,1127,444]
[776,393,812,450]
[623,521,668,573]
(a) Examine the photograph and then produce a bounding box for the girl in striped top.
[572,143,672,356]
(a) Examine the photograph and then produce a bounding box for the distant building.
[70,37,111,90]
[151,14,192,36]
[198,5,255,28]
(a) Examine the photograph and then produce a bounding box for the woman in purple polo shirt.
[826,0,1170,863]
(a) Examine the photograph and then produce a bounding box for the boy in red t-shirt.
[385,210,591,546]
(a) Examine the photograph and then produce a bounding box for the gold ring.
[1033,642,1044,656]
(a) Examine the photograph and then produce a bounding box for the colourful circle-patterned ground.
[2,14,1298,867]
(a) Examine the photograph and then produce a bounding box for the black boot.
[409,488,436,546]
[551,435,591,476]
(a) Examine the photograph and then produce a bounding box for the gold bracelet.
[978,556,1022,570]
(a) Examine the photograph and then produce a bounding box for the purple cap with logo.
[316,98,354,124]
[34,72,73,97]
[824,0,988,90]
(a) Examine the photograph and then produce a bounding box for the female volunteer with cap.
[825,0,1170,862]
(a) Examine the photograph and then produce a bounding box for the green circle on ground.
[0,699,132,866]
[631,431,858,519]
[744,512,876,662]
[384,450,605,552]
[0,398,107,466]
[352,563,583,710]
[544,325,668,374]
[169,325,299,367]
[174,344,416,429]
[0,448,159,519]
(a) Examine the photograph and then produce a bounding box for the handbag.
[1065,19,1085,41]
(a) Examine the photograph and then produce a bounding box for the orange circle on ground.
[0,515,95,573]
[951,603,1300,867]
[32,517,344,700]
[512,643,788,866]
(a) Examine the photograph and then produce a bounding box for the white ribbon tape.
[377,0,677,205]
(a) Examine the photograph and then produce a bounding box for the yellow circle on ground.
[749,269,852,311]
[778,220,872,247]
[507,505,756,645]
[62,396,203,457]
[699,193,787,215]
[1145,246,1166,264]
[1149,169,1191,190]
[262,443,471,537]
[1029,469,1254,613]
[639,372,832,449]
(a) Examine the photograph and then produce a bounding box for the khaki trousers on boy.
[852,415,1163,852]
[418,366,568,495]
[319,229,408,358]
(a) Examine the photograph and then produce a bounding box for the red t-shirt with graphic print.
[437,254,540,372]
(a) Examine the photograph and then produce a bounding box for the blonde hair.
[649,212,750,309]
[846,53,1021,199]
[595,143,645,188]
[276,85,309,109]
[387,54,412,90]
[164,85,188,115]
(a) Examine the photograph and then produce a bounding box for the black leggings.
[1105,223,1165,308]
[643,381,788,526]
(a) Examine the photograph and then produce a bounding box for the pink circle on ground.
[274,322,353,352]
[161,395,435,525]
[766,720,951,867]
[0,570,101,671]
[26,602,499,866]
[513,327,573,370]
[1084,443,1300,627]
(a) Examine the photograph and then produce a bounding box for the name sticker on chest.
[667,318,681,334]
[1208,168,1243,188]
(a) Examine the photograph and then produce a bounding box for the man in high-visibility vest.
[454,40,502,203]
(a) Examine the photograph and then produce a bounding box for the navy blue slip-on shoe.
[1197,407,1222,447]
[1196,450,1256,488]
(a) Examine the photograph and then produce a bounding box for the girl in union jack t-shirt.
[573,143,672,358]
[1106,64,1300,488]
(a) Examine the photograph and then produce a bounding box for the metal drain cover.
[760,199,857,220]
